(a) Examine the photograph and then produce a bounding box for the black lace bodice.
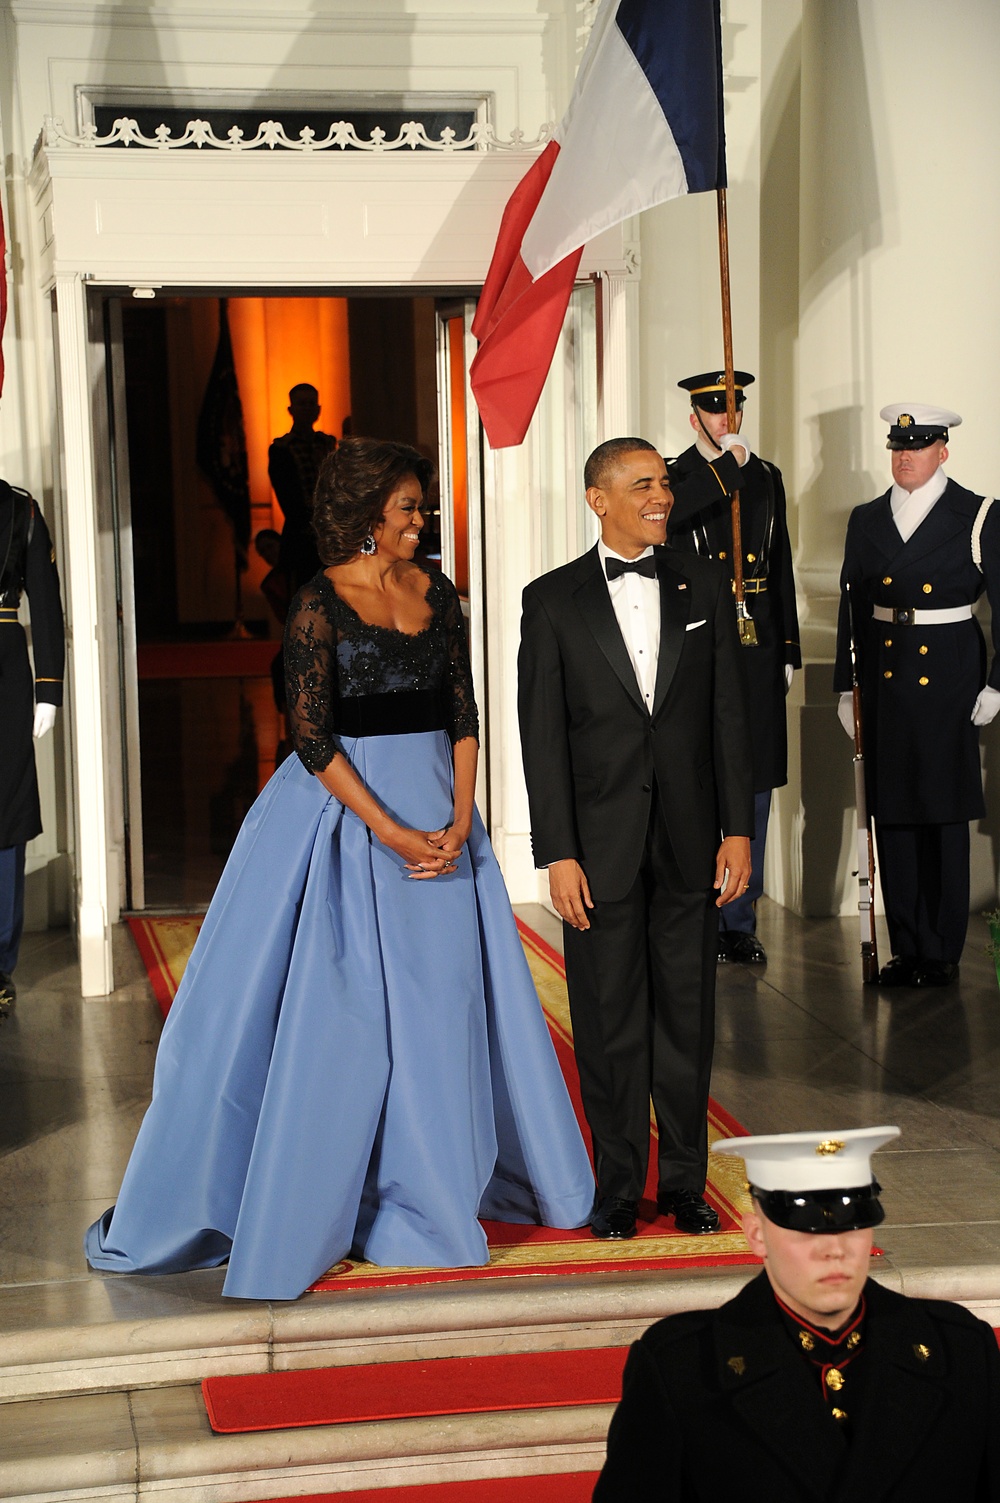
[284,565,480,774]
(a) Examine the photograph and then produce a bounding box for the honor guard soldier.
[268,383,338,595]
[667,369,801,965]
[0,481,65,1018]
[595,1126,1000,1502]
[834,405,1000,987]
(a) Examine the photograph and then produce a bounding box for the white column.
[54,272,113,996]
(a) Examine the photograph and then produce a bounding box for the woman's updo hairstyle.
[312,437,435,566]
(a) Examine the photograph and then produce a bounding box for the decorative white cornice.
[40,113,553,153]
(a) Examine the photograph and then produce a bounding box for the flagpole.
[716,187,757,647]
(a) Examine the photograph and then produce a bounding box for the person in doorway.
[86,437,594,1299]
[517,438,753,1244]
[0,480,64,1020]
[667,369,801,966]
[594,1126,1000,1500]
[834,404,1000,987]
[268,383,338,592]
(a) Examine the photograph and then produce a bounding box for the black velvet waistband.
[336,689,446,738]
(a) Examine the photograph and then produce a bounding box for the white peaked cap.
[879,403,962,428]
[712,1126,901,1192]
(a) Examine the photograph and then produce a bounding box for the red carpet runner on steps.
[203,1346,627,1433]
[126,912,759,1283]
[247,1478,599,1503]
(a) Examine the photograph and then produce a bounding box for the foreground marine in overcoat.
[833,404,1000,986]
[594,1127,1000,1501]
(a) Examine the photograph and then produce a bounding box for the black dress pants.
[562,800,719,1202]
[875,821,970,965]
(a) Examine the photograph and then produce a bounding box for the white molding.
[54,271,113,997]
[11,4,552,35]
[42,113,552,154]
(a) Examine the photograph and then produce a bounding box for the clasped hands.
[384,817,471,880]
[549,835,753,931]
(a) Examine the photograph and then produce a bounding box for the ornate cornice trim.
[40,114,553,153]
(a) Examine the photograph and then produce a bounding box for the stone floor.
[3,897,999,1295]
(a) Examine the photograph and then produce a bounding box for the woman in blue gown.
[86,438,595,1300]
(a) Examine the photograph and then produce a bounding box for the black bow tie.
[605,554,657,582]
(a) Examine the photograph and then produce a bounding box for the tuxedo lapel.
[651,552,693,719]
[571,548,646,714]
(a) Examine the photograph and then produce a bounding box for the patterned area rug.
[126,911,759,1287]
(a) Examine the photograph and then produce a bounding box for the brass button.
[746,552,756,563]
[884,670,892,679]
[798,1331,815,1352]
[922,583,932,594]
[883,575,892,585]
[884,638,893,648]
[719,550,727,559]
[727,1355,746,1376]
[826,1367,845,1392]
[919,676,929,686]
[846,1331,861,1351]
[913,1344,930,1362]
[831,1407,848,1424]
[919,644,928,655]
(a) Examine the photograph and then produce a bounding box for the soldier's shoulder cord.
[972,496,996,571]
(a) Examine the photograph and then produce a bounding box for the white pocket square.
[685,619,707,632]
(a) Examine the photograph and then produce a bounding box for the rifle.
[847,582,879,981]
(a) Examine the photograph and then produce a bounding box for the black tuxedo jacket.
[517,545,752,902]
[595,1271,1000,1502]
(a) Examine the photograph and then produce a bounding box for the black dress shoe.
[591,1196,638,1239]
[717,932,732,964]
[657,1189,720,1234]
[729,932,767,964]
[912,961,959,988]
[877,956,918,988]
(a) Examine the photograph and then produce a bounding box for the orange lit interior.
[447,316,469,598]
[227,297,352,531]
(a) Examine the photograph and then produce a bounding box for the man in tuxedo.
[517,438,753,1241]
[595,1127,1000,1500]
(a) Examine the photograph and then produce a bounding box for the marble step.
[1,1380,611,1503]
[0,1264,753,1405]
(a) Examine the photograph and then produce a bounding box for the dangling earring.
[360,531,377,556]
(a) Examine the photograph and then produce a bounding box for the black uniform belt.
[871,604,972,626]
[335,689,446,738]
[730,577,767,595]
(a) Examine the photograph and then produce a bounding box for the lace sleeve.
[436,574,480,745]
[283,580,342,773]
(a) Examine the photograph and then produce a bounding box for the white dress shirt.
[890,467,947,543]
[598,539,660,711]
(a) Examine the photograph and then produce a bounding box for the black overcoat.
[0,483,65,849]
[594,1271,1000,1502]
[668,446,801,793]
[517,545,753,902]
[833,479,1000,824]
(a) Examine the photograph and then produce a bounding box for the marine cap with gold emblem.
[713,1126,900,1232]
[880,402,962,450]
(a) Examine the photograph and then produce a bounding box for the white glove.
[837,692,855,738]
[784,664,794,693]
[718,433,752,467]
[971,686,1000,727]
[33,702,57,739]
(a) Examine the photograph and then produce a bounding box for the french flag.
[471,0,727,450]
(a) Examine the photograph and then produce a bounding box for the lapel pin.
[727,1356,746,1376]
[678,583,687,590]
[913,1344,931,1362]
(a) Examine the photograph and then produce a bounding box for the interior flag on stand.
[196,298,252,568]
[470,0,727,450]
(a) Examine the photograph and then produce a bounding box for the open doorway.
[112,290,482,910]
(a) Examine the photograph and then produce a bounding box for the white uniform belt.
[872,604,973,626]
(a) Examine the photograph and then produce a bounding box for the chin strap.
[694,406,726,454]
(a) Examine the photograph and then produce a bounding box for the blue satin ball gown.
[86,566,595,1299]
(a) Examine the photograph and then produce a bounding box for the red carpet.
[248,1478,599,1503]
[127,912,761,1284]
[203,1345,626,1434]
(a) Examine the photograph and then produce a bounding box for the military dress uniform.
[668,370,801,959]
[268,426,337,591]
[595,1126,1000,1501]
[834,408,999,982]
[0,482,65,1002]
